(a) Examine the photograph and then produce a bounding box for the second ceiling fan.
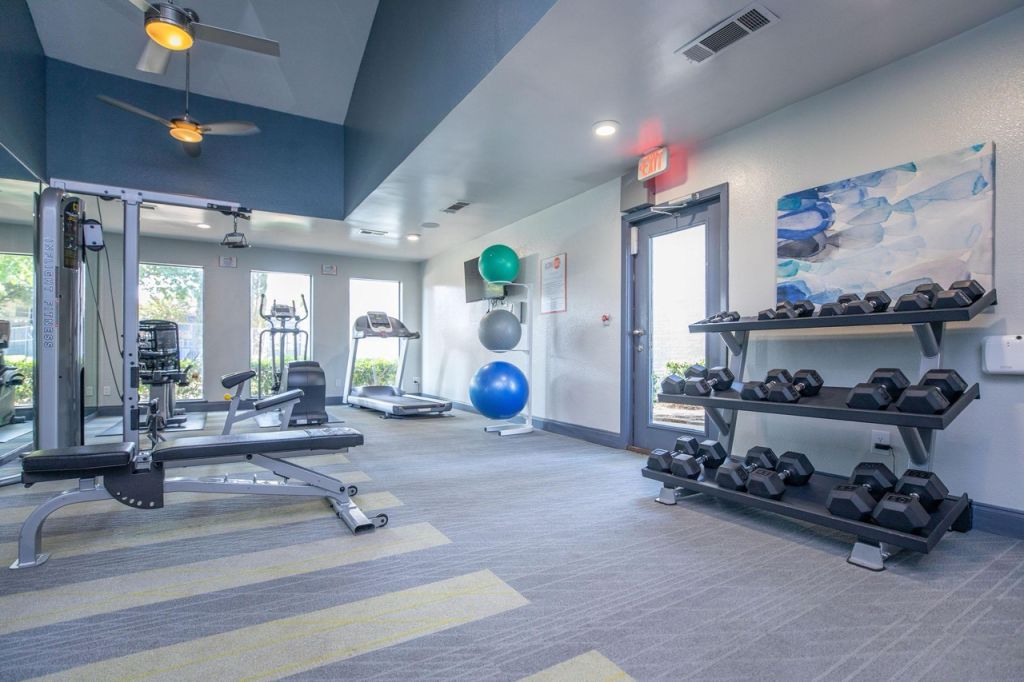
[126,0,280,74]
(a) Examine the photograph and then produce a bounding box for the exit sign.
[637,147,669,182]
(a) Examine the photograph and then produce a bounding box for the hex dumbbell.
[740,368,794,401]
[715,446,780,491]
[893,283,944,312]
[670,440,728,479]
[766,369,824,403]
[683,366,735,396]
[645,436,700,471]
[843,290,892,315]
[846,368,911,410]
[747,451,816,499]
[871,469,950,532]
[826,462,898,520]
[758,303,798,320]
[933,279,986,309]
[894,369,968,414]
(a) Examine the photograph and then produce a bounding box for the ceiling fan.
[126,0,280,74]
[97,52,259,158]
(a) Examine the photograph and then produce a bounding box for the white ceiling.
[346,0,1024,252]
[27,0,378,124]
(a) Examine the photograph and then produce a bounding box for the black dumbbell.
[716,446,779,491]
[766,369,824,403]
[791,300,815,317]
[646,436,700,471]
[703,310,740,323]
[933,279,985,309]
[758,303,798,320]
[670,440,728,479]
[826,462,898,520]
[871,469,950,532]
[843,290,892,315]
[685,364,708,379]
[739,368,791,401]
[846,368,911,410]
[683,367,735,396]
[894,369,967,414]
[661,374,685,395]
[893,283,944,312]
[747,451,815,499]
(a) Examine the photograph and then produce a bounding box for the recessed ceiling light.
[406,234,421,241]
[592,120,620,137]
[420,222,440,229]
[196,222,211,229]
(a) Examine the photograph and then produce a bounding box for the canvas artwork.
[776,142,994,304]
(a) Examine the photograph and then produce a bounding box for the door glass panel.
[650,225,706,429]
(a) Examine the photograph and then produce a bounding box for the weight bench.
[10,427,387,569]
[220,370,303,435]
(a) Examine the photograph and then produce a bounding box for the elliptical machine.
[255,294,327,426]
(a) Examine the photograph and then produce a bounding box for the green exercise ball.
[478,244,520,283]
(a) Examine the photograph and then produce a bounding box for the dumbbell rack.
[647,288,996,570]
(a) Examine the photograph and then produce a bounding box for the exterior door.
[630,198,726,451]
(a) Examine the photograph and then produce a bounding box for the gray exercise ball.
[478,309,522,351]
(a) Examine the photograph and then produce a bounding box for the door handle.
[631,329,646,337]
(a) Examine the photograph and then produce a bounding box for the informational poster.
[540,253,567,314]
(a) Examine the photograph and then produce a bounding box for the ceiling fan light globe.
[145,17,194,51]
[169,123,203,143]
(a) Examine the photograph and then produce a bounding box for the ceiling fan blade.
[136,40,172,74]
[182,142,202,158]
[192,23,280,57]
[201,121,260,136]
[96,95,173,127]
[125,0,154,12]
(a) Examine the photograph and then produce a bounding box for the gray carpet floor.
[0,406,1021,681]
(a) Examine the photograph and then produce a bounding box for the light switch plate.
[983,335,1024,374]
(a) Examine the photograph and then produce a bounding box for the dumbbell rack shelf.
[641,464,971,563]
[650,289,996,570]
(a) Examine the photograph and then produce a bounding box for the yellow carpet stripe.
[520,650,635,682]
[0,470,371,524]
[34,569,527,682]
[2,522,449,637]
[0,490,401,562]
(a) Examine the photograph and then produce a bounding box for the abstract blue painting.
[776,143,994,304]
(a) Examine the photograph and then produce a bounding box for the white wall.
[0,221,423,407]
[421,180,622,433]
[652,8,1024,509]
[422,9,1024,510]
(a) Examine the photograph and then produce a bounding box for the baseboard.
[445,399,626,449]
[972,501,1024,539]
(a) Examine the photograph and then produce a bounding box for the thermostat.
[983,335,1024,374]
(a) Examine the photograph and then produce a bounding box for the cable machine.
[36,181,241,450]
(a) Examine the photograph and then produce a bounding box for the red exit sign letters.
[637,147,669,182]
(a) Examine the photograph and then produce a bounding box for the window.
[251,271,312,397]
[349,278,401,387]
[138,263,205,399]
[0,252,34,406]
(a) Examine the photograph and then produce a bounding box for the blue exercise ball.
[469,361,529,420]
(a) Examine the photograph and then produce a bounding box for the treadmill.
[343,312,452,417]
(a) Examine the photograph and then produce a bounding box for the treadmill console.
[366,311,393,333]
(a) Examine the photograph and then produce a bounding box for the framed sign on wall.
[541,253,567,314]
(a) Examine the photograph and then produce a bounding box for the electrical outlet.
[871,430,891,448]
[102,385,111,396]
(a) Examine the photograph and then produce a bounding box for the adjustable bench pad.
[253,388,304,411]
[152,427,363,462]
[221,370,256,389]
[21,442,136,482]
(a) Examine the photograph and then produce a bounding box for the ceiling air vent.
[358,228,388,237]
[675,4,778,64]
[441,200,470,214]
